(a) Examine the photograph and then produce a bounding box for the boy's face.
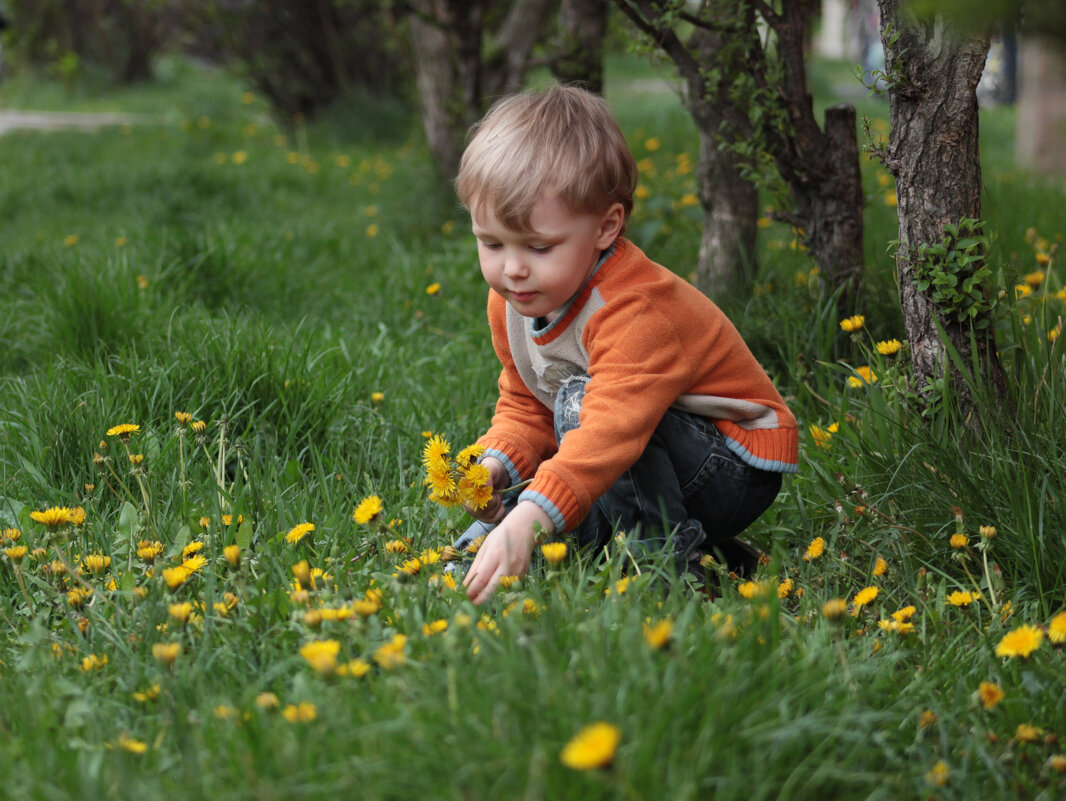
[472,192,623,321]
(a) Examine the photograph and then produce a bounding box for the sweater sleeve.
[519,291,693,531]
[475,291,559,483]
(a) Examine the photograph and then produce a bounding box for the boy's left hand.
[463,500,553,605]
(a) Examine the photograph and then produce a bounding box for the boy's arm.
[463,500,553,604]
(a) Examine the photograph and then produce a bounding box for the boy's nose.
[503,252,527,278]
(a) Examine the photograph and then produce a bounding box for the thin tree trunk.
[877,0,1009,420]
[551,0,608,93]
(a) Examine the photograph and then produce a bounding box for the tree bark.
[408,0,555,179]
[877,0,1009,419]
[551,0,609,93]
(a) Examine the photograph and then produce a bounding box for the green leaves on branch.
[900,218,1003,328]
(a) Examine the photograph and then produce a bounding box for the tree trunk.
[877,0,1009,420]
[685,27,758,297]
[551,0,608,93]
[408,0,554,179]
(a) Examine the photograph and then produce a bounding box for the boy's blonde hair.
[455,86,638,233]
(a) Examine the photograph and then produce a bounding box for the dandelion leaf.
[236,518,253,550]
[115,501,140,550]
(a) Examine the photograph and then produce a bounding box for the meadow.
[1,54,1065,800]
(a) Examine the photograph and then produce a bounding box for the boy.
[455,86,798,604]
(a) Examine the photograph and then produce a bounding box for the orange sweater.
[477,238,798,533]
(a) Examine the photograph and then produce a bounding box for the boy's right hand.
[465,456,509,524]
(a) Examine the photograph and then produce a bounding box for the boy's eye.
[530,245,553,254]
[480,241,503,250]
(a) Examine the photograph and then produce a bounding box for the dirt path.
[0,109,148,135]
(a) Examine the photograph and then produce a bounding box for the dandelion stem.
[981,550,999,610]
[13,565,35,613]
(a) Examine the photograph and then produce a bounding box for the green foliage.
[906,218,1003,328]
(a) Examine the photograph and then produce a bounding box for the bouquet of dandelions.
[422,435,495,510]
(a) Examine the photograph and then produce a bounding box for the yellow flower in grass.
[809,422,839,449]
[133,684,161,703]
[606,577,631,596]
[223,544,240,567]
[1024,270,1046,288]
[1016,723,1043,743]
[106,423,140,439]
[4,545,28,562]
[1,528,19,543]
[286,522,315,545]
[541,542,568,565]
[995,624,1044,658]
[1047,612,1066,643]
[949,533,968,549]
[1015,283,1032,299]
[839,315,865,333]
[422,619,448,636]
[81,653,108,671]
[68,507,86,526]
[373,634,407,670]
[977,681,1004,709]
[169,602,194,623]
[117,734,148,754]
[152,642,182,666]
[67,587,92,608]
[337,659,372,678]
[847,366,877,388]
[182,554,208,574]
[282,702,317,723]
[300,639,341,674]
[425,282,441,295]
[82,554,111,574]
[162,565,191,590]
[192,420,207,434]
[947,590,976,607]
[255,692,279,710]
[174,411,192,426]
[851,585,878,613]
[1047,755,1066,773]
[422,434,451,465]
[30,507,73,529]
[643,619,673,650]
[353,495,383,524]
[137,540,163,561]
[496,574,519,590]
[878,618,914,634]
[802,536,826,561]
[873,556,888,577]
[560,722,621,771]
[925,760,949,787]
[875,338,902,356]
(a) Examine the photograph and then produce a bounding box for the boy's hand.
[463,500,553,605]
[464,456,509,525]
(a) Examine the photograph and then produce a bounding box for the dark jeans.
[555,376,781,566]
[454,376,782,572]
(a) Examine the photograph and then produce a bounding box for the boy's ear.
[595,203,625,249]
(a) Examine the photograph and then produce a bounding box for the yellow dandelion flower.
[353,495,383,524]
[182,554,208,573]
[884,191,897,208]
[875,338,902,356]
[117,734,147,754]
[925,760,949,787]
[282,702,317,723]
[81,653,108,671]
[560,722,621,771]
[232,150,247,165]
[63,234,80,247]
[778,578,794,598]
[174,411,192,425]
[1016,723,1043,743]
[839,315,865,333]
[351,598,381,617]
[366,223,379,238]
[422,434,451,465]
[422,619,448,636]
[384,539,409,554]
[4,545,28,562]
[1,528,19,543]
[67,586,93,608]
[847,366,877,388]
[182,541,204,558]
[497,575,519,590]
[132,684,160,703]
[30,507,73,529]
[223,544,240,567]
[286,522,315,545]
[1015,283,1032,299]
[337,659,372,678]
[371,391,385,403]
[106,423,140,438]
[136,540,164,561]
[425,282,441,295]
[152,642,182,666]
[399,558,422,576]
[949,533,968,549]
[809,422,839,449]
[995,624,1044,658]
[606,577,631,596]
[802,536,826,561]
[737,581,760,599]
[1046,611,1066,644]
[1047,754,1066,772]
[947,590,975,607]
[644,137,661,151]
[979,525,997,540]
[464,534,486,555]
[192,420,207,433]
[541,542,568,565]
[300,639,340,674]
[1036,251,1051,266]
[255,692,279,710]
[1024,270,1045,288]
[873,556,888,577]
[852,585,879,610]
[162,565,191,589]
[169,602,194,623]
[373,634,407,670]
[642,619,673,650]
[977,681,1004,709]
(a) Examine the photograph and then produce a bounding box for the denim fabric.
[556,375,781,564]
[454,375,781,570]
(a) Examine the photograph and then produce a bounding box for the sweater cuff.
[482,448,522,487]
[524,469,584,533]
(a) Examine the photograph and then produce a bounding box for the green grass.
[1,55,1065,800]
